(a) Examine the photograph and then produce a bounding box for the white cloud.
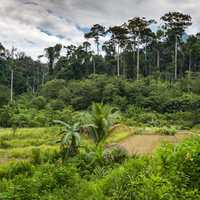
[0,0,200,59]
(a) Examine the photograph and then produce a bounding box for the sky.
[0,0,200,60]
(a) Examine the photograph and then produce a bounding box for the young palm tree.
[84,103,120,145]
[54,120,81,159]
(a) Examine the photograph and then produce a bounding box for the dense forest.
[0,12,200,128]
[0,11,200,200]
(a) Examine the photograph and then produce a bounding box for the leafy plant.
[157,127,177,136]
[31,148,41,164]
[84,103,120,145]
[54,120,81,159]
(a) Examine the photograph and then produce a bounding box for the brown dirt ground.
[118,132,192,155]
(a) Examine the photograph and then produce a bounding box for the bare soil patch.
[118,132,192,155]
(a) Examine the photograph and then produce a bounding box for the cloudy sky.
[0,0,200,60]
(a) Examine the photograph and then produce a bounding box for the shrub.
[156,127,177,136]
[41,79,66,99]
[31,148,41,164]
[47,99,65,110]
[103,147,128,164]
[0,140,11,149]
[31,96,46,110]
[0,85,10,107]
[0,161,34,179]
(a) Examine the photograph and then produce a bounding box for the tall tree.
[0,43,5,58]
[84,24,106,55]
[151,29,165,72]
[45,44,62,75]
[161,12,192,80]
[82,41,91,53]
[109,25,128,76]
[127,17,153,80]
[8,47,17,102]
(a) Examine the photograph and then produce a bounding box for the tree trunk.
[96,40,100,55]
[144,43,147,62]
[117,45,120,77]
[93,57,96,74]
[157,50,160,71]
[132,43,136,79]
[49,59,54,75]
[187,51,192,92]
[122,52,126,78]
[136,47,140,80]
[188,51,192,79]
[42,72,45,86]
[10,69,14,102]
[174,35,178,80]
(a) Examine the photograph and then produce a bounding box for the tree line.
[44,11,199,81]
[1,11,200,102]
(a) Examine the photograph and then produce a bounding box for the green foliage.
[47,99,65,110]
[0,85,10,107]
[84,103,120,144]
[103,147,128,163]
[1,10,200,200]
[156,126,177,135]
[41,79,66,99]
[54,120,81,159]
[0,127,200,200]
[1,75,200,129]
[31,96,46,110]
[0,103,74,128]
[31,148,42,165]
[161,94,200,113]
[0,161,34,179]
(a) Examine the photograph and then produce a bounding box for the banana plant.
[54,120,82,159]
[54,120,95,159]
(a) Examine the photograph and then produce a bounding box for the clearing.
[118,132,191,155]
[0,127,194,165]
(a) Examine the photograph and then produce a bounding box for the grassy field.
[0,125,197,166]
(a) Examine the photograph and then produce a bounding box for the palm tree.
[54,120,81,158]
[84,103,120,145]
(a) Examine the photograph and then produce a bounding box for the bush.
[31,96,46,110]
[156,127,177,136]
[161,94,200,113]
[0,85,10,107]
[47,99,65,110]
[0,161,34,179]
[41,79,66,99]
[103,147,128,164]
[31,148,41,165]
